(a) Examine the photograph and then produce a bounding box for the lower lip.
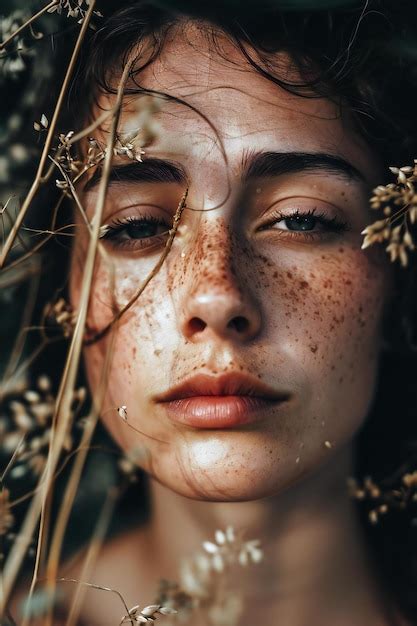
[161,395,284,429]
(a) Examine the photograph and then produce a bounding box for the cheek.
[258,244,388,437]
[259,244,386,358]
[76,254,177,420]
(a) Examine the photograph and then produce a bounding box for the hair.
[15,0,417,622]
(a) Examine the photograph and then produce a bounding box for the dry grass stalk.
[0,3,116,611]
[64,487,119,626]
[18,53,133,626]
[44,300,119,626]
[361,162,417,266]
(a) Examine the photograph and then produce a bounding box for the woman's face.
[71,22,392,501]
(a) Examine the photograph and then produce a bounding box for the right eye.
[100,215,170,250]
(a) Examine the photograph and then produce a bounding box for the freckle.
[286,271,293,279]
[310,344,318,353]
[338,247,345,253]
[273,271,278,278]
[299,280,309,289]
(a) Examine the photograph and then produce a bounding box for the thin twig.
[57,578,133,625]
[64,487,123,626]
[0,435,26,484]
[0,4,100,610]
[21,47,131,626]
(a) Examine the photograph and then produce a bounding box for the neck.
[145,443,397,625]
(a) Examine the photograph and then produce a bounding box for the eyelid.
[100,203,174,228]
[254,195,344,231]
[258,195,342,218]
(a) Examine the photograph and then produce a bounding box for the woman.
[3,1,417,625]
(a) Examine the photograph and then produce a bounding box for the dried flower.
[120,603,177,624]
[0,375,84,483]
[44,297,77,337]
[34,114,49,132]
[402,471,417,488]
[156,527,263,626]
[113,131,146,162]
[348,469,417,528]
[362,162,417,266]
[118,405,128,421]
[47,0,102,24]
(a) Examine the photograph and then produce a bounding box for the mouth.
[153,373,290,429]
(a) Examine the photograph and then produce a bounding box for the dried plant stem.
[0,337,57,400]
[9,445,113,510]
[0,0,58,50]
[0,0,96,269]
[41,108,110,185]
[64,487,122,626]
[0,195,65,281]
[2,271,40,385]
[0,435,25,484]
[57,578,132,624]
[44,307,118,626]
[21,56,132,626]
[85,186,188,345]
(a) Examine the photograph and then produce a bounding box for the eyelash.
[100,207,349,250]
[260,207,349,241]
[100,214,170,250]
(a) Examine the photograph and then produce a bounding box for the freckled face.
[70,24,392,501]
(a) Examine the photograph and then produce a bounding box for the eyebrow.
[83,158,188,192]
[241,150,365,184]
[83,150,365,192]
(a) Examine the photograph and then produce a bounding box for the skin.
[68,19,405,626]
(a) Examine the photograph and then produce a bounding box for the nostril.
[189,317,207,334]
[228,316,250,334]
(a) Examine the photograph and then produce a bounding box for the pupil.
[286,216,316,231]
[126,222,158,238]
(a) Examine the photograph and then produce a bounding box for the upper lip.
[154,373,290,403]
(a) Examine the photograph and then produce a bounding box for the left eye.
[262,208,348,236]
[280,214,319,231]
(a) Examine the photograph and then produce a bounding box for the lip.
[154,373,290,429]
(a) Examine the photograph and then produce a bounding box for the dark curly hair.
[13,0,417,623]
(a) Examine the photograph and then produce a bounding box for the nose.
[179,223,262,343]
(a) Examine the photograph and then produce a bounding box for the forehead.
[93,20,380,185]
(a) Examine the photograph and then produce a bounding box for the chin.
[146,436,305,502]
